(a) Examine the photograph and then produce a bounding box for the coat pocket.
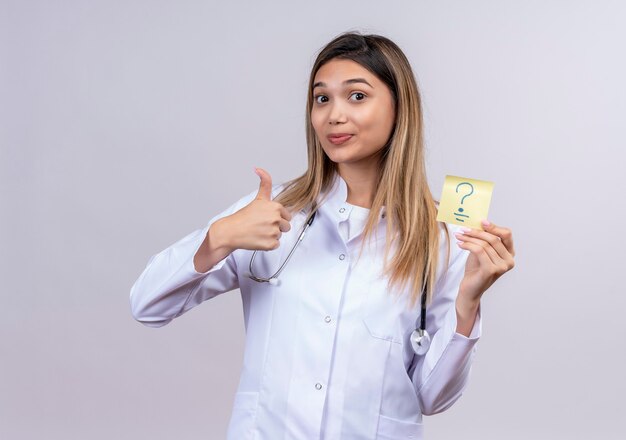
[362,315,402,344]
[226,391,259,440]
[376,413,423,439]
[359,273,408,345]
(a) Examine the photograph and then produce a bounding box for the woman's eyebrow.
[312,78,374,90]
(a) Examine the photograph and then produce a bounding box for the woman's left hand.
[454,219,516,305]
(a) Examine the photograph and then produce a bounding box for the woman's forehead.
[313,59,379,87]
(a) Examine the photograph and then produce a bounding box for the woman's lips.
[327,134,353,145]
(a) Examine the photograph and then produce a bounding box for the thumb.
[254,167,273,200]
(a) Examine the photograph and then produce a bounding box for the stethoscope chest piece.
[410,328,431,356]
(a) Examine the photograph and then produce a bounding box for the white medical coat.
[130,173,482,440]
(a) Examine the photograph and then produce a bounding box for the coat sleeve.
[129,188,258,328]
[409,237,482,415]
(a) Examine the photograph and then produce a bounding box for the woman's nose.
[328,102,347,124]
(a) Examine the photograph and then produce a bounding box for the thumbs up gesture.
[222,167,293,252]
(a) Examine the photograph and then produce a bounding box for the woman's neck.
[337,163,380,209]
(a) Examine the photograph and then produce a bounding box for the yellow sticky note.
[436,175,494,229]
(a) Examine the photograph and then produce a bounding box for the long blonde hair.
[273,31,450,309]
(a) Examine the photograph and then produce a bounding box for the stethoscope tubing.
[248,209,317,283]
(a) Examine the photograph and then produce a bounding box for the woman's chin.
[323,148,358,164]
[326,155,355,165]
[325,151,380,167]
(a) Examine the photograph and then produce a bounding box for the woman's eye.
[314,95,328,104]
[350,92,366,101]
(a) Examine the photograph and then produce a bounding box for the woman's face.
[310,58,396,167]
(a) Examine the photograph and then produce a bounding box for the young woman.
[130,31,515,439]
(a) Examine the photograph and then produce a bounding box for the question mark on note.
[454,182,474,222]
[436,175,494,229]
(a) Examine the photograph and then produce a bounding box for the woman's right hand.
[194,168,292,273]
[217,167,293,252]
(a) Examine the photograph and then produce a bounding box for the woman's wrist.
[209,217,236,253]
[455,296,480,337]
[193,217,235,273]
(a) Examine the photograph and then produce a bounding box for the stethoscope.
[247,206,431,356]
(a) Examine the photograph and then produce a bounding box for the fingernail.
[481,219,491,227]
[460,227,472,233]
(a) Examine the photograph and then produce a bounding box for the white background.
[1,1,624,438]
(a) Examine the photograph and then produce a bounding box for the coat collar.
[317,173,386,223]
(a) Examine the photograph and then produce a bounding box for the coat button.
[315,383,323,390]
[339,254,345,260]
[339,207,345,213]
[324,315,331,323]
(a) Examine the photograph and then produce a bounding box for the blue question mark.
[454,182,474,222]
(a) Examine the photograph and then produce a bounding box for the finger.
[279,205,292,222]
[481,220,516,257]
[278,218,291,233]
[254,167,273,201]
[457,227,512,262]
[457,239,495,271]
[455,232,502,267]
